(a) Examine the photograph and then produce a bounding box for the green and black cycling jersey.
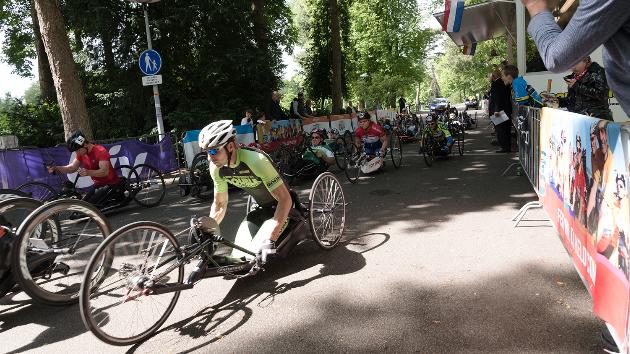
[210,148,284,207]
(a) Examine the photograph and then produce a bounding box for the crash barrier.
[514,106,541,191]
[0,134,178,191]
[518,107,630,351]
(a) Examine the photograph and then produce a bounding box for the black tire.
[0,197,44,297]
[457,127,465,156]
[0,189,28,201]
[80,221,183,346]
[344,145,362,184]
[16,182,57,202]
[343,131,353,148]
[190,153,213,200]
[333,137,348,170]
[389,131,403,169]
[309,172,345,249]
[12,199,111,305]
[421,132,434,167]
[128,164,166,207]
[178,174,191,197]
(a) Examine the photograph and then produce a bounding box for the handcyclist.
[424,114,454,155]
[354,111,389,159]
[200,120,306,265]
[47,131,123,206]
[303,129,336,167]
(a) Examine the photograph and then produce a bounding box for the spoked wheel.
[80,221,184,346]
[333,137,348,170]
[457,127,465,156]
[16,182,57,202]
[421,133,434,167]
[389,131,403,169]
[344,145,362,184]
[128,164,166,207]
[308,172,345,249]
[0,197,44,297]
[190,153,213,200]
[12,199,111,305]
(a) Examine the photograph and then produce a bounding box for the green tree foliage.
[348,0,435,109]
[299,0,351,110]
[0,1,296,145]
[434,36,507,103]
[0,93,63,147]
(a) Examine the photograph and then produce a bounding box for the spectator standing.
[241,109,254,126]
[265,90,288,121]
[398,95,406,114]
[346,101,356,114]
[305,99,315,116]
[501,64,543,108]
[488,68,513,153]
[556,57,613,121]
[522,0,630,117]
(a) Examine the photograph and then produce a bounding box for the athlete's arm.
[259,183,292,242]
[49,159,80,174]
[379,132,389,155]
[80,160,110,178]
[210,191,229,224]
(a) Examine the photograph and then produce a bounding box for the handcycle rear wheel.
[16,181,57,202]
[0,189,28,201]
[190,152,213,200]
[12,199,111,305]
[0,197,44,298]
[309,172,345,249]
[389,131,403,169]
[80,221,183,346]
[128,164,166,207]
[421,132,434,167]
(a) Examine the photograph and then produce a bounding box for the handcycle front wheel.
[308,172,345,249]
[12,199,111,305]
[457,127,465,156]
[15,181,57,202]
[190,152,213,200]
[128,164,166,207]
[80,221,184,346]
[333,137,348,170]
[421,132,434,167]
[389,131,403,169]
[344,145,362,184]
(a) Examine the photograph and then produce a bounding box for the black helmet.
[358,111,371,121]
[66,131,87,152]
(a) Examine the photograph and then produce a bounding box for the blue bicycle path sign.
[139,49,162,76]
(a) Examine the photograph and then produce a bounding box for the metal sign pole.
[143,4,165,139]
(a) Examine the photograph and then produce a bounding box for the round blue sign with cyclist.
[138,49,162,76]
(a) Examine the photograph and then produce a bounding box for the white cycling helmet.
[199,120,236,150]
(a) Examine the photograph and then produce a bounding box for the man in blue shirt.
[501,64,543,108]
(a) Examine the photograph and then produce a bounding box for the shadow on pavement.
[126,233,389,353]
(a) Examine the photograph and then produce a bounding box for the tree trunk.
[29,0,56,104]
[32,0,92,140]
[328,0,343,114]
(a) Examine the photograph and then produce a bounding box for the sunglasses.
[204,145,225,156]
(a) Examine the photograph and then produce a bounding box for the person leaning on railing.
[555,56,613,121]
[521,0,630,118]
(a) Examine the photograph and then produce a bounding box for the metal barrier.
[508,106,546,227]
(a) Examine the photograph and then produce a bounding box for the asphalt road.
[1,116,606,353]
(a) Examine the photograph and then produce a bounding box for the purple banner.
[0,135,177,191]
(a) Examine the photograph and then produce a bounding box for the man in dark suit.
[489,70,513,153]
[265,90,288,121]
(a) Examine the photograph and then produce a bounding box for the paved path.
[0,118,605,353]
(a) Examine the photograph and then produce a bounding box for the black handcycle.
[16,163,166,211]
[419,121,465,167]
[79,172,346,345]
[0,197,111,304]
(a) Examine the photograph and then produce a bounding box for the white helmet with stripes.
[199,120,236,150]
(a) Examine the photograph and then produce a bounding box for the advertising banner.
[329,114,353,137]
[234,124,255,147]
[538,108,630,345]
[302,116,330,134]
[255,119,303,153]
[0,135,178,191]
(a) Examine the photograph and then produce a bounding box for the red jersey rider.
[354,112,389,158]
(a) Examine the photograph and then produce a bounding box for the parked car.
[465,97,479,110]
[429,98,450,113]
